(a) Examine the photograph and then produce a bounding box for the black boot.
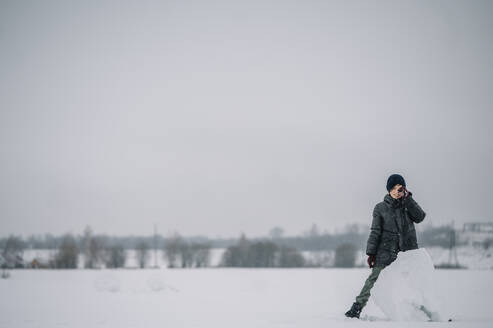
[345,302,363,318]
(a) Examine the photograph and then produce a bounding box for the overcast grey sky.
[1,0,492,238]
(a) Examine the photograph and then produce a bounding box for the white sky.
[1,0,492,238]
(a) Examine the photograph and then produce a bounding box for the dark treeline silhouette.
[334,243,358,268]
[0,226,213,269]
[164,232,211,268]
[0,224,465,251]
[55,234,78,269]
[418,225,467,247]
[220,234,305,268]
[1,223,479,270]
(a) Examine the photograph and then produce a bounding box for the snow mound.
[371,248,448,321]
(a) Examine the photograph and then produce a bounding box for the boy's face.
[389,184,404,199]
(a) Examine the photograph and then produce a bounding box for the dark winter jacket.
[366,192,426,267]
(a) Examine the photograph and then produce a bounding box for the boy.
[345,173,426,318]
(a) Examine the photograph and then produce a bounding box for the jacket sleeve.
[366,205,382,255]
[403,192,426,223]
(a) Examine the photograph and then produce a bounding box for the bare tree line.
[3,223,488,270]
[220,233,306,268]
[1,222,471,253]
[1,226,212,269]
[164,233,211,268]
[1,229,351,269]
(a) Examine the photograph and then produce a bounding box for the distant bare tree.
[105,244,126,268]
[237,233,249,266]
[164,233,182,268]
[249,241,277,267]
[278,246,305,267]
[334,243,357,268]
[55,234,78,269]
[2,235,25,268]
[221,235,300,268]
[44,233,58,265]
[191,243,211,267]
[82,226,102,269]
[179,241,193,268]
[136,241,149,268]
[163,235,211,268]
[87,236,105,269]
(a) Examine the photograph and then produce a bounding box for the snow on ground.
[1,267,492,328]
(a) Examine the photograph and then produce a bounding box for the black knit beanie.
[386,174,406,192]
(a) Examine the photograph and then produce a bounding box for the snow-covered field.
[1,267,492,328]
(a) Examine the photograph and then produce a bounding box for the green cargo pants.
[355,265,386,308]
